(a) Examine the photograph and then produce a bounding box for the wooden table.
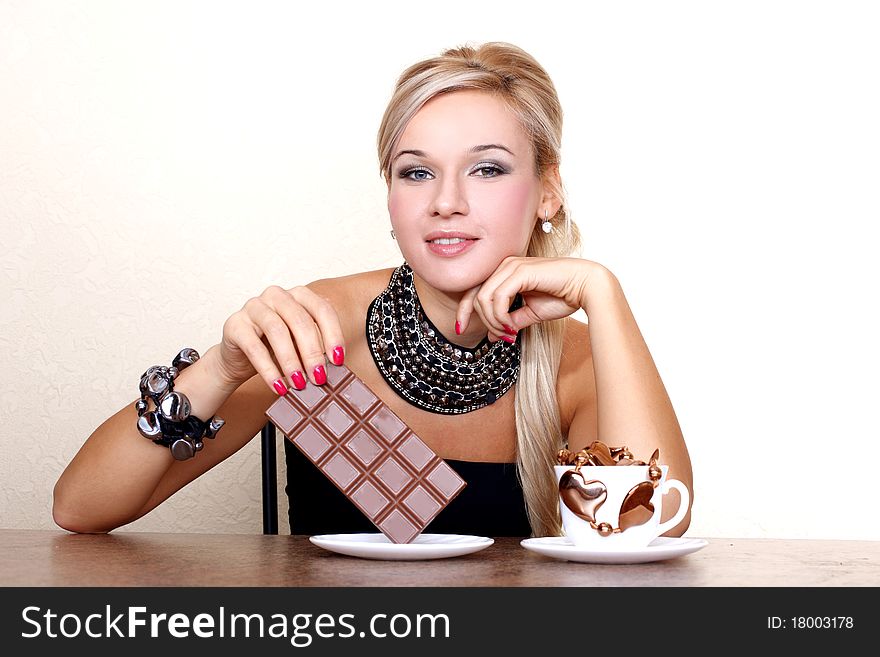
[1,529,878,586]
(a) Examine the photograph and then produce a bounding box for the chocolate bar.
[265,363,466,543]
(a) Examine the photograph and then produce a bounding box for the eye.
[472,163,506,178]
[399,166,433,181]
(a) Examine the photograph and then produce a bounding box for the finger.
[289,286,346,368]
[475,285,507,337]
[485,323,517,345]
[234,304,289,395]
[468,293,493,340]
[507,302,542,334]
[246,295,306,391]
[474,257,523,336]
[497,332,518,345]
[455,285,481,336]
[492,274,525,334]
[472,296,511,344]
[264,287,328,386]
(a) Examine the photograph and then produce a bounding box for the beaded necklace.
[365,262,521,414]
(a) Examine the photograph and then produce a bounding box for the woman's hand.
[456,257,610,339]
[214,285,346,394]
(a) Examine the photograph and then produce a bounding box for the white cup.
[555,464,689,549]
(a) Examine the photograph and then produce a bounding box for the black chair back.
[261,422,278,534]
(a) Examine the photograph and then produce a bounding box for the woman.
[53,42,693,539]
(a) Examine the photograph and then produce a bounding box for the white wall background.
[1,0,878,540]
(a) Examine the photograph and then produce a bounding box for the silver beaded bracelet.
[135,348,225,460]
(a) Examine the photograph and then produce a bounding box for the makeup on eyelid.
[395,161,511,180]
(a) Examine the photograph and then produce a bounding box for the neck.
[411,271,489,349]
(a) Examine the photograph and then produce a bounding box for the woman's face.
[388,90,545,293]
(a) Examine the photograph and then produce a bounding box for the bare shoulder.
[306,268,393,305]
[305,268,394,339]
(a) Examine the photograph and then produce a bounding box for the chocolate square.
[265,363,466,543]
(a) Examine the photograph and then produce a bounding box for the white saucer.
[520,536,708,564]
[309,533,494,560]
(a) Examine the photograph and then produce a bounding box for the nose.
[430,175,469,218]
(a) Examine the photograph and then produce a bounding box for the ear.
[539,163,563,219]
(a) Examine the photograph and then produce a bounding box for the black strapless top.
[284,438,532,537]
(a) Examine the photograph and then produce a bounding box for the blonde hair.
[377,42,582,537]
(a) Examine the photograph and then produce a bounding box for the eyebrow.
[392,143,516,163]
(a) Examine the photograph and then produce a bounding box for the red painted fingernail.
[273,379,288,395]
[500,335,517,344]
[291,371,306,390]
[455,320,461,335]
[503,324,517,335]
[332,345,345,366]
[313,364,327,385]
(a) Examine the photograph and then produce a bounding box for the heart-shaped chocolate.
[559,470,607,522]
[618,481,655,531]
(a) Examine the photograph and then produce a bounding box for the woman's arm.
[51,345,273,533]
[568,263,693,535]
[53,278,348,534]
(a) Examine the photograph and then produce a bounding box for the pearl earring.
[541,210,553,234]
